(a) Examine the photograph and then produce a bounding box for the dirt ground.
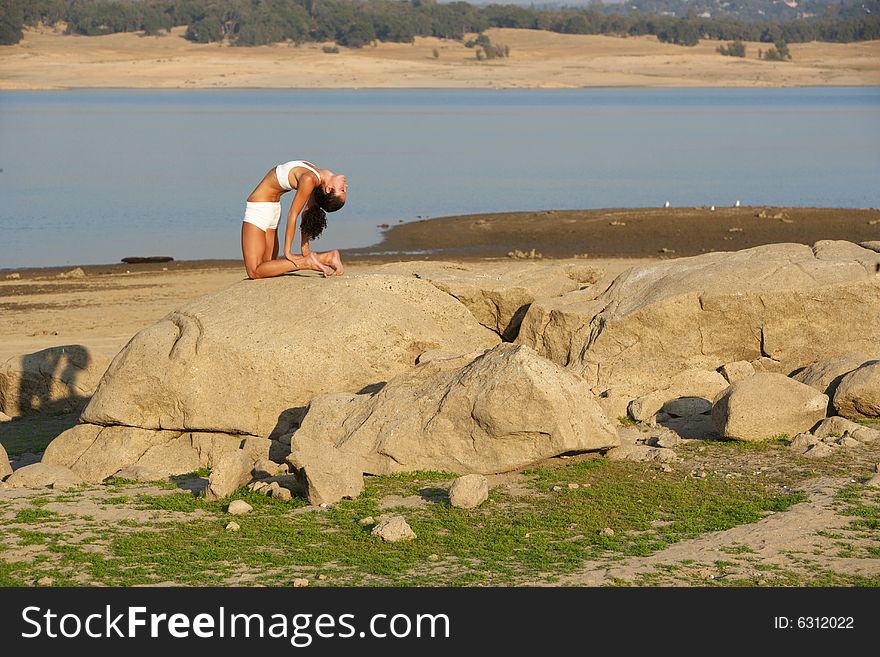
[350,207,880,260]
[2,26,879,90]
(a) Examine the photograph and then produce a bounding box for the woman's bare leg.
[242,223,331,279]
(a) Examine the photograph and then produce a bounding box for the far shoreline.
[3,27,879,91]
[3,206,878,279]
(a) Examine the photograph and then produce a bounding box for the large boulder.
[80,274,498,437]
[833,362,880,419]
[42,424,269,483]
[285,344,618,475]
[517,241,880,402]
[6,463,82,489]
[712,373,828,441]
[376,261,602,340]
[0,345,109,417]
[792,353,876,397]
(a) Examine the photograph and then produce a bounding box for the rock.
[833,362,880,419]
[371,515,416,542]
[6,463,82,489]
[0,411,11,422]
[719,361,755,384]
[253,458,287,479]
[712,373,828,441]
[57,267,85,279]
[803,443,835,459]
[292,578,309,588]
[288,440,364,505]
[0,345,109,416]
[551,485,562,492]
[248,481,270,493]
[206,451,254,501]
[834,435,861,448]
[628,370,728,422]
[288,344,618,476]
[227,500,253,515]
[225,521,240,531]
[376,261,603,340]
[792,353,876,398]
[270,484,292,501]
[36,576,54,586]
[0,442,11,480]
[43,425,258,484]
[112,465,167,482]
[661,396,714,418]
[646,431,682,448]
[788,433,820,452]
[80,274,497,438]
[605,444,677,463]
[600,527,615,537]
[448,474,489,509]
[517,241,880,402]
[860,241,880,253]
[567,482,580,489]
[358,516,375,526]
[5,272,21,280]
[812,416,879,443]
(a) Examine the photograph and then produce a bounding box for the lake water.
[1,87,878,268]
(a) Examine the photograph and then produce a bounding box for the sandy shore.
[2,26,879,89]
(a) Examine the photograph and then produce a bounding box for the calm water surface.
[0,87,878,268]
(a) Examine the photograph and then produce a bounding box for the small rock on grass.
[567,483,580,490]
[271,485,292,501]
[292,578,309,588]
[803,443,835,459]
[551,485,562,492]
[448,474,489,509]
[371,515,416,542]
[227,500,253,516]
[600,527,615,537]
[358,516,375,526]
[36,577,54,586]
[225,521,240,532]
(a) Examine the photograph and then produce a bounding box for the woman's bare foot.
[304,252,332,278]
[329,249,345,276]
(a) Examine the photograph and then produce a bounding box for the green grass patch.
[14,508,60,523]
[0,460,806,587]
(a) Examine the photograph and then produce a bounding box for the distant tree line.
[1,0,878,48]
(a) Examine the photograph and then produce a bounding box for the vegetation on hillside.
[1,0,878,48]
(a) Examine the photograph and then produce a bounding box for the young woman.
[241,160,347,279]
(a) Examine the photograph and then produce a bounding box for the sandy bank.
[2,26,879,90]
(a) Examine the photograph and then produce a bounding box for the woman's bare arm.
[283,174,317,261]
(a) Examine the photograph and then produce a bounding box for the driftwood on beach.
[120,256,174,264]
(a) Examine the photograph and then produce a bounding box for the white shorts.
[242,202,281,231]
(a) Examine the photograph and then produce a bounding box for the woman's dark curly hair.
[300,205,327,241]
[302,187,345,241]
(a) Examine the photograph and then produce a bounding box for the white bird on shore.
[664,201,670,208]
[710,205,715,211]
[735,200,741,208]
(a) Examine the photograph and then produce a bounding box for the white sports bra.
[275,160,322,191]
